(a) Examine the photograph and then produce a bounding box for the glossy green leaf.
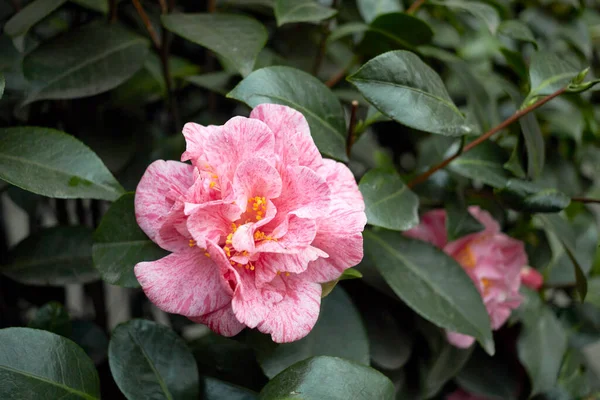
[357,0,403,23]
[327,22,368,43]
[528,51,579,99]
[274,0,336,26]
[422,342,474,398]
[359,169,419,231]
[203,377,258,400]
[0,127,124,200]
[348,50,472,136]
[228,66,347,161]
[258,356,395,400]
[495,179,571,213]
[93,193,168,288]
[445,202,484,241]
[23,21,149,104]
[2,226,98,286]
[109,319,199,400]
[28,302,72,337]
[0,327,100,399]
[518,307,567,396]
[497,20,537,46]
[449,141,510,188]
[4,0,67,51]
[250,287,369,378]
[162,13,267,76]
[364,230,494,355]
[519,111,545,179]
[456,348,519,400]
[432,0,500,34]
[360,13,433,55]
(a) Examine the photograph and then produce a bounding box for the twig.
[157,0,167,14]
[132,0,161,49]
[326,66,348,87]
[346,101,359,157]
[159,0,181,132]
[572,197,600,205]
[407,87,567,188]
[407,0,426,14]
[208,0,217,13]
[312,0,340,76]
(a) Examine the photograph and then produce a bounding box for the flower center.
[455,245,476,269]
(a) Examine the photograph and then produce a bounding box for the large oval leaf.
[357,0,403,23]
[228,66,347,161]
[360,13,433,55]
[528,51,579,99]
[109,319,199,400]
[4,0,67,51]
[0,327,100,399]
[275,0,336,26]
[432,0,500,34]
[449,141,510,188]
[359,169,419,231]
[258,356,395,400]
[23,21,149,104]
[2,226,98,286]
[0,127,124,200]
[162,13,267,77]
[364,230,494,354]
[203,377,258,400]
[249,287,369,378]
[93,193,168,288]
[456,348,519,400]
[348,50,472,136]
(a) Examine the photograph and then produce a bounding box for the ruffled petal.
[446,331,476,348]
[233,157,282,205]
[231,271,281,328]
[468,206,500,233]
[134,249,232,317]
[135,160,194,251]
[317,159,364,211]
[181,123,221,165]
[187,203,241,248]
[189,305,245,337]
[404,209,447,248]
[255,248,325,287]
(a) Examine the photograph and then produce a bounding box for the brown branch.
[407,0,426,14]
[208,0,217,13]
[346,100,359,157]
[326,66,348,88]
[407,87,567,189]
[157,0,168,14]
[572,197,600,205]
[132,0,161,49]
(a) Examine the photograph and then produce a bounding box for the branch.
[407,87,567,189]
[160,0,181,132]
[132,0,161,49]
[326,66,348,88]
[346,100,359,157]
[312,0,340,76]
[407,0,426,14]
[208,0,216,13]
[572,197,600,205]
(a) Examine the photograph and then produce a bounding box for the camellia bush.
[2,0,600,399]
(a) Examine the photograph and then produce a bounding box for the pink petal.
[257,216,318,253]
[317,159,364,211]
[156,202,191,252]
[187,203,241,248]
[181,123,221,165]
[520,266,543,290]
[189,305,245,337]
[404,209,447,248]
[255,248,325,287]
[231,270,280,328]
[134,249,232,317]
[446,331,476,348]
[468,206,500,233]
[250,104,322,171]
[233,157,283,205]
[257,276,322,343]
[135,160,194,251]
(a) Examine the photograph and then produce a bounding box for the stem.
[326,66,348,88]
[158,0,167,13]
[312,0,339,76]
[407,87,567,189]
[407,0,426,14]
[572,197,600,205]
[132,0,161,49]
[208,0,217,13]
[346,100,359,157]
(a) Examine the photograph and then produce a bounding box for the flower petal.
[187,203,241,249]
[190,305,245,337]
[135,160,194,251]
[404,209,447,248]
[231,270,281,328]
[255,247,325,287]
[181,123,221,165]
[317,159,364,211]
[446,331,476,348]
[468,206,500,233]
[134,249,232,317]
[233,157,283,205]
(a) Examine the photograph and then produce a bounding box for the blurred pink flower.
[447,389,492,400]
[520,266,544,291]
[133,104,366,342]
[405,206,528,348]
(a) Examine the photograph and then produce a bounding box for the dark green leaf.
[528,51,579,99]
[250,287,369,378]
[449,141,510,188]
[93,193,168,288]
[495,179,571,213]
[327,22,369,43]
[109,319,199,400]
[28,302,72,337]
[359,169,419,231]
[0,327,100,399]
[186,72,236,95]
[258,356,395,400]
[71,0,108,13]
[348,50,473,136]
[71,321,109,365]
[360,13,433,55]
[445,202,484,241]
[432,0,500,34]
[357,0,403,23]
[518,307,567,396]
[162,13,267,76]
[456,348,519,400]
[364,230,494,355]
[503,139,526,178]
[4,0,67,51]
[0,127,124,201]
[23,22,149,104]
[365,304,412,370]
[228,66,347,161]
[519,111,545,179]
[500,48,528,81]
[274,0,336,26]
[2,226,97,286]
[422,342,474,398]
[585,278,600,310]
[497,20,537,46]
[203,377,258,400]
[321,268,363,297]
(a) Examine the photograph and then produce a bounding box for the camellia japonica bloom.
[405,206,535,348]
[134,104,367,342]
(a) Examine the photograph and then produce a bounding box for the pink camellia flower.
[133,104,366,342]
[405,206,527,348]
[520,266,544,290]
[447,388,492,400]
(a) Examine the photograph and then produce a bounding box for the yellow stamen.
[285,272,290,276]
[188,239,196,247]
[204,252,210,258]
[455,246,476,269]
[209,181,216,188]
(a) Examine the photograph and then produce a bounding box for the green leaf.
[186,72,236,95]
[432,0,500,34]
[2,226,98,286]
[364,230,494,355]
[70,0,108,14]
[0,327,100,399]
[495,179,571,213]
[228,66,347,161]
[203,377,258,400]
[497,20,537,47]
[162,13,267,77]
[504,139,526,178]
[357,0,403,23]
[528,51,579,99]
[274,0,336,26]
[456,348,519,400]
[71,321,109,365]
[348,50,473,136]
[449,141,510,188]
[93,193,168,288]
[250,287,369,378]
[258,356,395,400]
[0,127,124,201]
[4,0,67,51]
[422,342,474,398]
[359,13,434,55]
[519,111,545,179]
[109,319,199,400]
[23,21,149,104]
[358,169,419,231]
[518,307,568,396]
[321,268,363,297]
[0,73,4,100]
[327,22,369,43]
[585,277,600,310]
[28,302,72,337]
[445,203,484,241]
[365,303,412,370]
